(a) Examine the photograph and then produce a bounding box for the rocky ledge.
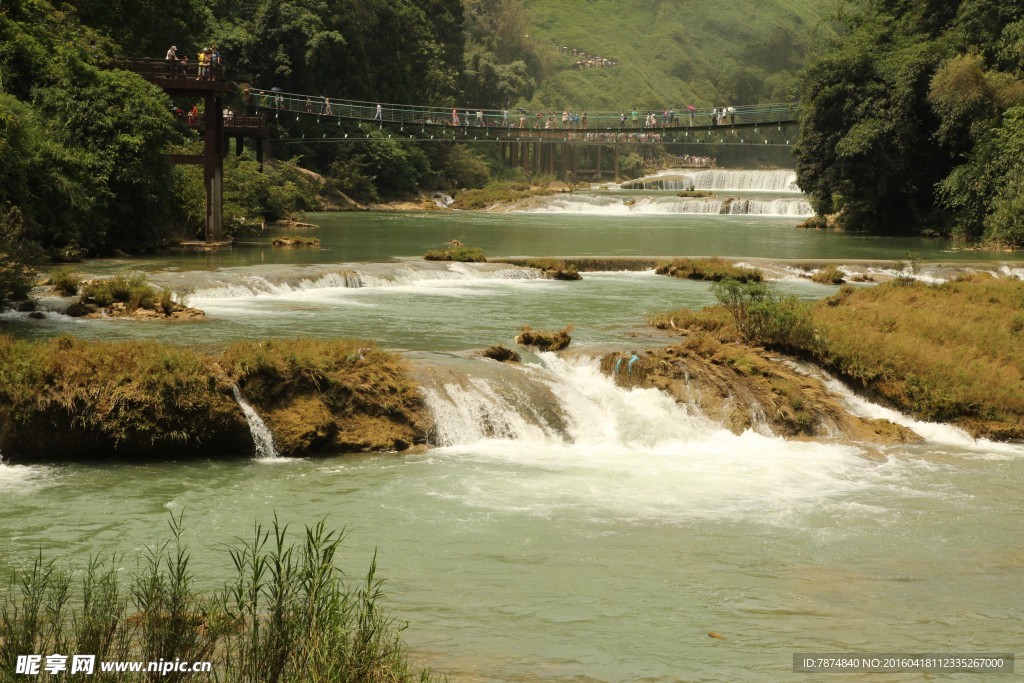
[601,340,921,445]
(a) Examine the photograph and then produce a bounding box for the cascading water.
[230,385,279,459]
[520,194,813,216]
[417,353,877,523]
[519,168,811,216]
[621,168,802,192]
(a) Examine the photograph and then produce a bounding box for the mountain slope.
[521,0,830,110]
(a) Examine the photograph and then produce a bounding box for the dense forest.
[3,0,1024,307]
[795,0,1024,246]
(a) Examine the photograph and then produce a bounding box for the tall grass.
[0,514,440,682]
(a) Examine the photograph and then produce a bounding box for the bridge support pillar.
[596,145,602,180]
[203,93,225,243]
[613,145,620,180]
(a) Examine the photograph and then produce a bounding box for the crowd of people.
[559,46,617,69]
[226,81,749,135]
[164,44,221,79]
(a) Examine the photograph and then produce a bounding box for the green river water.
[2,180,1023,681]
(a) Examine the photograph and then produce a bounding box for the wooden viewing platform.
[111,58,270,244]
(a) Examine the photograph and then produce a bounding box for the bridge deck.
[112,58,798,145]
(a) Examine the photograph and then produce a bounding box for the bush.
[48,266,80,296]
[810,265,846,284]
[443,145,491,189]
[81,271,158,311]
[711,279,819,353]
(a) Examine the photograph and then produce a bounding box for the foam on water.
[420,354,882,525]
[796,363,1024,459]
[0,452,56,494]
[187,263,541,302]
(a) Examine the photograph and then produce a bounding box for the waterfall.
[620,169,802,192]
[519,194,813,216]
[230,385,279,459]
[421,354,715,449]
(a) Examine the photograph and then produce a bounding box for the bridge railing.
[174,110,267,133]
[112,57,223,82]
[247,89,799,131]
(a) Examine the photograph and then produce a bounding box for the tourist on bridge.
[165,45,180,76]
[688,105,695,126]
[374,103,382,121]
[452,108,459,126]
[502,108,509,126]
[476,110,484,126]
[210,45,221,78]
[619,111,626,127]
[322,97,332,115]
[631,109,639,127]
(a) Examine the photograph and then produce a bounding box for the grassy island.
[652,276,1024,440]
[0,336,425,462]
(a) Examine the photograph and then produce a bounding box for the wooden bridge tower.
[112,59,269,245]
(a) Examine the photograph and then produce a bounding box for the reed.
[0,515,441,682]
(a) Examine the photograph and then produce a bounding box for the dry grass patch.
[222,339,425,454]
[515,325,573,351]
[809,265,847,284]
[807,278,1024,426]
[654,257,762,282]
[0,334,245,459]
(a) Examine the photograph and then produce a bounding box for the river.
[1,170,1022,681]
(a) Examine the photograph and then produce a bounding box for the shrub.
[810,265,846,284]
[48,266,80,296]
[710,278,819,353]
[524,259,580,280]
[81,271,158,311]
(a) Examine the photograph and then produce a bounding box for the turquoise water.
[2,199,1023,681]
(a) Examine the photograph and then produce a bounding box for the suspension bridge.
[114,57,801,243]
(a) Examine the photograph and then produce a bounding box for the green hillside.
[521,0,829,110]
